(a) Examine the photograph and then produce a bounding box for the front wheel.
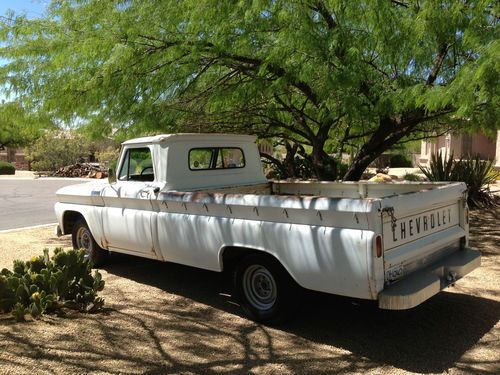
[233,254,297,324]
[72,218,109,267]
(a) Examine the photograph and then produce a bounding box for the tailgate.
[380,182,468,284]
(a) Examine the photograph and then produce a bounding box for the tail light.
[375,235,383,258]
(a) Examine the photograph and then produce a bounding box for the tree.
[0,1,498,180]
[0,102,54,149]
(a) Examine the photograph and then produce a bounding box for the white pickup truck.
[55,133,480,322]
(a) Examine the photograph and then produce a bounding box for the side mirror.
[108,168,116,184]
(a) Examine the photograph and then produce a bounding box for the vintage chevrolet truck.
[55,133,481,322]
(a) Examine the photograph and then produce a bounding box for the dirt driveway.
[0,209,499,375]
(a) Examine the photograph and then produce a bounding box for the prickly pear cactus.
[0,248,105,321]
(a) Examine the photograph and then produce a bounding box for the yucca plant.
[419,152,456,181]
[420,152,499,208]
[454,155,499,208]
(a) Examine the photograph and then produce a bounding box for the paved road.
[0,179,84,230]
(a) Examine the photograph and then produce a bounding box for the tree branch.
[313,1,337,30]
[426,43,449,85]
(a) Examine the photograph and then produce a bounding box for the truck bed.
[195,180,452,199]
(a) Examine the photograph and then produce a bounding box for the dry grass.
[0,212,499,375]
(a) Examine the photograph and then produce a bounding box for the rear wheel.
[233,254,297,323]
[72,218,108,267]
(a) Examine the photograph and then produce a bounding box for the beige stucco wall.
[471,133,496,160]
[419,131,499,167]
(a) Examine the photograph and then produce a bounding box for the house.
[419,130,500,169]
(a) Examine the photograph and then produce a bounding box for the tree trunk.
[342,117,410,181]
[343,151,380,181]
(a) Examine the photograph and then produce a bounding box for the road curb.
[0,223,57,234]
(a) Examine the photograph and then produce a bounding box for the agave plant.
[454,155,499,208]
[420,152,499,208]
[419,151,456,181]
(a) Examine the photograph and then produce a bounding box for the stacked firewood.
[53,163,108,179]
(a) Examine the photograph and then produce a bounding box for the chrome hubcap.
[76,226,93,258]
[242,265,277,310]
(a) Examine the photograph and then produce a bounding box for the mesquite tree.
[0,1,498,179]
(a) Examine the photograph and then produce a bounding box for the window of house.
[189,148,245,170]
[118,147,154,181]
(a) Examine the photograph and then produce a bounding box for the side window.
[189,147,245,170]
[118,148,154,181]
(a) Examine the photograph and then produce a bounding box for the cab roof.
[122,133,257,145]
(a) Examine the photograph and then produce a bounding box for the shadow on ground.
[0,208,498,374]
[469,207,500,256]
[99,251,499,374]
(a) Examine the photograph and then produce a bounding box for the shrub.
[403,173,422,182]
[0,160,15,175]
[420,152,499,208]
[390,154,413,168]
[0,248,105,322]
[420,152,455,181]
[25,132,91,172]
[453,155,499,208]
[95,146,120,170]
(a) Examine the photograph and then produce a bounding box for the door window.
[118,148,154,181]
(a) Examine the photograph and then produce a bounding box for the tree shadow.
[0,208,497,374]
[102,252,499,374]
[469,207,500,256]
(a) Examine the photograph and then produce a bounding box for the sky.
[0,0,47,19]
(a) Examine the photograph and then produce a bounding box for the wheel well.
[62,211,84,235]
[221,247,281,274]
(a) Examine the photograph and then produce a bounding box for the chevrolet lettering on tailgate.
[383,204,459,250]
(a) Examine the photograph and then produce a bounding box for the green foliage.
[0,248,105,322]
[420,152,456,181]
[0,1,497,180]
[0,160,15,175]
[420,152,500,208]
[95,146,120,170]
[0,102,55,149]
[403,173,423,182]
[25,131,92,172]
[390,154,412,168]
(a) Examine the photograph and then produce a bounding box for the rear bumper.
[378,247,481,310]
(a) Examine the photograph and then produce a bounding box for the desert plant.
[0,248,105,322]
[420,152,499,208]
[25,131,93,172]
[403,173,422,182]
[0,160,15,175]
[453,155,499,208]
[95,146,120,170]
[419,152,456,181]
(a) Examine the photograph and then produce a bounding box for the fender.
[55,202,107,249]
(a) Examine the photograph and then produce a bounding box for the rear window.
[189,148,245,170]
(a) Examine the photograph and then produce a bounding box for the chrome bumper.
[378,247,481,310]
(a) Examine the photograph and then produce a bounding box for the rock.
[369,173,393,182]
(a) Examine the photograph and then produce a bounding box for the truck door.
[101,146,160,258]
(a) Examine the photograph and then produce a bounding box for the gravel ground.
[0,210,499,375]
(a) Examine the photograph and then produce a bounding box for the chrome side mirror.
[108,168,116,184]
